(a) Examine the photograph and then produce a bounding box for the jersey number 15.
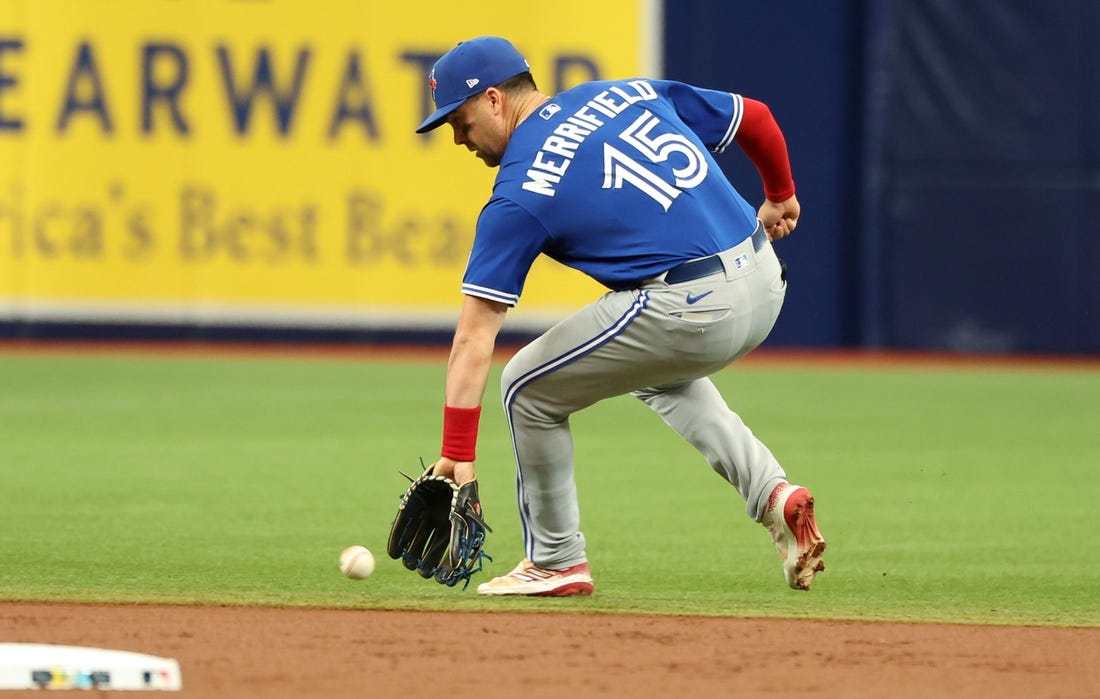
[602,110,708,211]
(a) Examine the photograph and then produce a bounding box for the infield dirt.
[1,603,1097,698]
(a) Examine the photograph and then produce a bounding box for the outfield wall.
[3,0,1097,354]
[666,0,1099,355]
[0,0,655,338]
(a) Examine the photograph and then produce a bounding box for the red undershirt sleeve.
[733,98,796,202]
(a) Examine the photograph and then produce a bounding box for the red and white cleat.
[763,482,826,590]
[476,558,594,597]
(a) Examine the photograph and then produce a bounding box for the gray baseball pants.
[500,223,789,568]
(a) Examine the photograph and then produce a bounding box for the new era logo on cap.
[415,36,530,134]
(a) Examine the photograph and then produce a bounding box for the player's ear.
[484,87,504,116]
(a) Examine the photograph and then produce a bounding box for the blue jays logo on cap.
[415,37,530,134]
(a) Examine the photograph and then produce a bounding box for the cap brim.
[415,98,465,134]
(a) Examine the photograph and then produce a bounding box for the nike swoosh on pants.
[686,290,713,304]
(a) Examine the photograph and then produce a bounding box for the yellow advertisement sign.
[0,0,655,329]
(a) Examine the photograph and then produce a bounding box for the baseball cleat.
[763,482,826,590]
[476,558,594,596]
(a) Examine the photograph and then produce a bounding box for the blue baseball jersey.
[462,79,761,306]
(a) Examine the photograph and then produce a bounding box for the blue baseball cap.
[415,37,530,134]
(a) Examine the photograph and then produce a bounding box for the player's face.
[446,93,506,168]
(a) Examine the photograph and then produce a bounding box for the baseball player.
[416,36,825,595]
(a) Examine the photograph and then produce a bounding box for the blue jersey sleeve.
[460,198,550,306]
[655,80,744,154]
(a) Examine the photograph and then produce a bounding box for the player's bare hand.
[758,194,801,241]
[428,457,476,485]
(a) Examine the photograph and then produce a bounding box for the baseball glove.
[386,467,492,589]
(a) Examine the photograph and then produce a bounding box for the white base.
[0,644,181,691]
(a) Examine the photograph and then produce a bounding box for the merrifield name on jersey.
[522,80,658,197]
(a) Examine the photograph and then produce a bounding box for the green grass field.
[1,351,1097,626]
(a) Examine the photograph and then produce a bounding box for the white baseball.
[339,545,375,580]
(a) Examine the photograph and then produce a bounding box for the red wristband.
[441,405,481,462]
